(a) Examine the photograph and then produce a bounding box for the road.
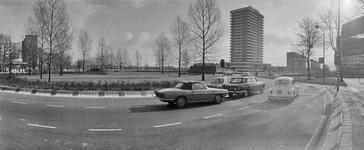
[0,78,333,150]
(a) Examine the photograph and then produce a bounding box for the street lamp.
[315,25,325,83]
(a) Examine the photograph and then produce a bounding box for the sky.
[0,0,361,68]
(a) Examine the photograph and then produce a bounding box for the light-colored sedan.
[154,81,228,107]
[268,76,299,101]
[207,77,231,89]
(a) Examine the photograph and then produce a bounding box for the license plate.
[277,90,282,94]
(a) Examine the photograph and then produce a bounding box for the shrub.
[0,76,181,91]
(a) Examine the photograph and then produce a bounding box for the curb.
[322,89,353,150]
[0,86,155,98]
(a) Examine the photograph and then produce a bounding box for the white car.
[207,77,231,88]
[268,76,299,101]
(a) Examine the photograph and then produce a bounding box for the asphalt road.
[0,78,332,150]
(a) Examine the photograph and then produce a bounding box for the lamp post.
[315,25,325,83]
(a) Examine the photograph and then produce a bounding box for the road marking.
[46,105,65,108]
[204,114,222,119]
[88,129,122,132]
[154,122,182,128]
[258,100,266,103]
[85,106,106,109]
[238,106,249,110]
[12,101,27,105]
[27,123,56,129]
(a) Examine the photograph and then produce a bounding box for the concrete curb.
[0,86,155,98]
[322,89,353,150]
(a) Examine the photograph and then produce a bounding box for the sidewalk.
[0,86,155,98]
[339,78,364,150]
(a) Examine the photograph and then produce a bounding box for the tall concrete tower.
[230,6,264,63]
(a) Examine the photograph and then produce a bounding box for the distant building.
[286,52,306,74]
[22,35,38,70]
[230,5,264,63]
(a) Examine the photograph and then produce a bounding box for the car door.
[247,78,257,92]
[192,83,211,101]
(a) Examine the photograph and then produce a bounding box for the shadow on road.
[128,102,217,113]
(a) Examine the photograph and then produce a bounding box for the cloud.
[264,27,294,47]
[109,32,156,65]
[66,0,107,30]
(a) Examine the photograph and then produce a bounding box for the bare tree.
[55,23,74,76]
[155,32,172,74]
[293,17,321,80]
[170,15,190,77]
[108,46,114,70]
[121,48,130,71]
[97,37,107,69]
[32,0,73,82]
[182,48,195,73]
[135,50,142,71]
[77,30,92,74]
[188,0,224,81]
[24,16,47,79]
[116,48,123,71]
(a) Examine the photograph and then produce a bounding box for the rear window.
[210,78,225,84]
[230,78,247,84]
[274,80,290,86]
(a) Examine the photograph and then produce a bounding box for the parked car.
[223,70,233,75]
[223,76,265,97]
[207,77,231,88]
[154,81,228,107]
[268,76,299,101]
[240,72,252,76]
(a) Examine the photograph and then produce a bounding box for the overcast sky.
[0,0,360,67]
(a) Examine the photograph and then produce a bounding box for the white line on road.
[12,101,27,105]
[27,123,56,129]
[204,114,222,119]
[85,107,106,109]
[258,100,266,103]
[88,129,122,132]
[46,105,65,108]
[154,122,182,128]
[238,106,249,110]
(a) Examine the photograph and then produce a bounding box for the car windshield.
[210,78,225,84]
[174,82,192,90]
[274,80,290,86]
[230,78,247,84]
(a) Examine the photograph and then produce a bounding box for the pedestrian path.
[0,86,155,98]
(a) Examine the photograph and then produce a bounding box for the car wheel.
[175,97,187,108]
[243,91,249,97]
[213,95,223,104]
[260,87,264,94]
[228,93,233,97]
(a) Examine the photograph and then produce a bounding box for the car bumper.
[228,90,247,94]
[268,95,294,100]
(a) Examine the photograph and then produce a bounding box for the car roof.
[274,76,294,81]
[211,76,231,79]
[179,81,204,84]
[232,76,255,79]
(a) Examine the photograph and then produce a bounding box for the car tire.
[243,91,249,97]
[213,95,223,104]
[175,97,187,108]
[228,93,233,97]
